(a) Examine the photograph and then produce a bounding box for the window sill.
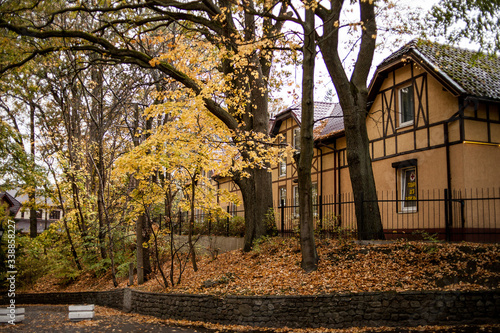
[396,121,414,130]
[398,208,417,214]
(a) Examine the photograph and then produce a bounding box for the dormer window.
[398,85,414,127]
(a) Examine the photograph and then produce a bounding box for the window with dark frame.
[401,167,417,212]
[49,210,61,220]
[392,159,418,213]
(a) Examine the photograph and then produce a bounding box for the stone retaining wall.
[2,289,499,328]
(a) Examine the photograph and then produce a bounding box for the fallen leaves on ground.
[24,238,499,296]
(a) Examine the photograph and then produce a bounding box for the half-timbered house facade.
[216,40,500,240]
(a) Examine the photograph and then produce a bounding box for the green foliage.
[0,119,44,190]
[426,0,500,55]
[208,216,246,237]
[315,213,341,237]
[412,230,441,243]
[89,258,112,278]
[264,207,278,237]
[251,235,272,254]
[116,260,134,279]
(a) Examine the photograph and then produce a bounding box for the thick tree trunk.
[318,0,384,240]
[136,213,151,284]
[297,4,318,272]
[235,167,274,252]
[344,102,385,239]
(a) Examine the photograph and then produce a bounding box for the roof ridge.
[376,39,500,100]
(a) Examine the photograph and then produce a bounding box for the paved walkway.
[1,305,498,332]
[0,305,213,333]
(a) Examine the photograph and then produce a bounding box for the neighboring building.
[0,191,21,218]
[217,40,500,241]
[3,190,63,234]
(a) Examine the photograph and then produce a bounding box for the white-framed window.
[400,166,417,212]
[278,133,287,177]
[293,128,300,150]
[279,186,287,207]
[279,159,286,177]
[312,182,318,217]
[293,185,299,217]
[398,84,414,127]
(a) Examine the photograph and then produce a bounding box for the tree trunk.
[29,103,37,238]
[188,175,198,272]
[49,162,82,270]
[297,3,318,272]
[235,167,274,252]
[344,102,385,240]
[97,142,107,260]
[135,213,151,284]
[317,0,384,240]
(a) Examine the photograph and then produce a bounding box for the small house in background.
[216,39,500,242]
[1,190,63,234]
[0,191,21,218]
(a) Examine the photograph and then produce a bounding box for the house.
[217,40,500,241]
[1,190,63,234]
[0,191,21,218]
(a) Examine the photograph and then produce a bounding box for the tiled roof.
[277,101,337,127]
[319,103,344,139]
[0,191,21,216]
[271,101,344,140]
[378,39,500,100]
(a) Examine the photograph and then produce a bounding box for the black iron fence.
[275,188,500,243]
[168,206,246,238]
[165,188,499,242]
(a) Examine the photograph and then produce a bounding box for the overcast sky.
[272,0,442,106]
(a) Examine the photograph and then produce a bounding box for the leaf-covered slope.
[25,238,499,295]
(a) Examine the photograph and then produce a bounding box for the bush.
[210,216,245,237]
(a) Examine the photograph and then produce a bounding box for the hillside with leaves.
[24,237,499,296]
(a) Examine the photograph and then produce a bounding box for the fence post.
[359,192,364,240]
[280,200,285,237]
[226,206,230,237]
[444,189,451,241]
[318,194,323,230]
[208,212,212,236]
[178,209,182,235]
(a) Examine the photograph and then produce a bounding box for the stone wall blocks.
[4,289,499,329]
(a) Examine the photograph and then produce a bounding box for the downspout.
[214,178,220,205]
[335,140,340,218]
[320,145,323,226]
[444,97,467,240]
[320,146,323,201]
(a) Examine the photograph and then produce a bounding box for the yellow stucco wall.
[216,57,499,235]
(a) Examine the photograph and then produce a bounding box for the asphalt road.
[0,305,213,333]
[0,305,498,333]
